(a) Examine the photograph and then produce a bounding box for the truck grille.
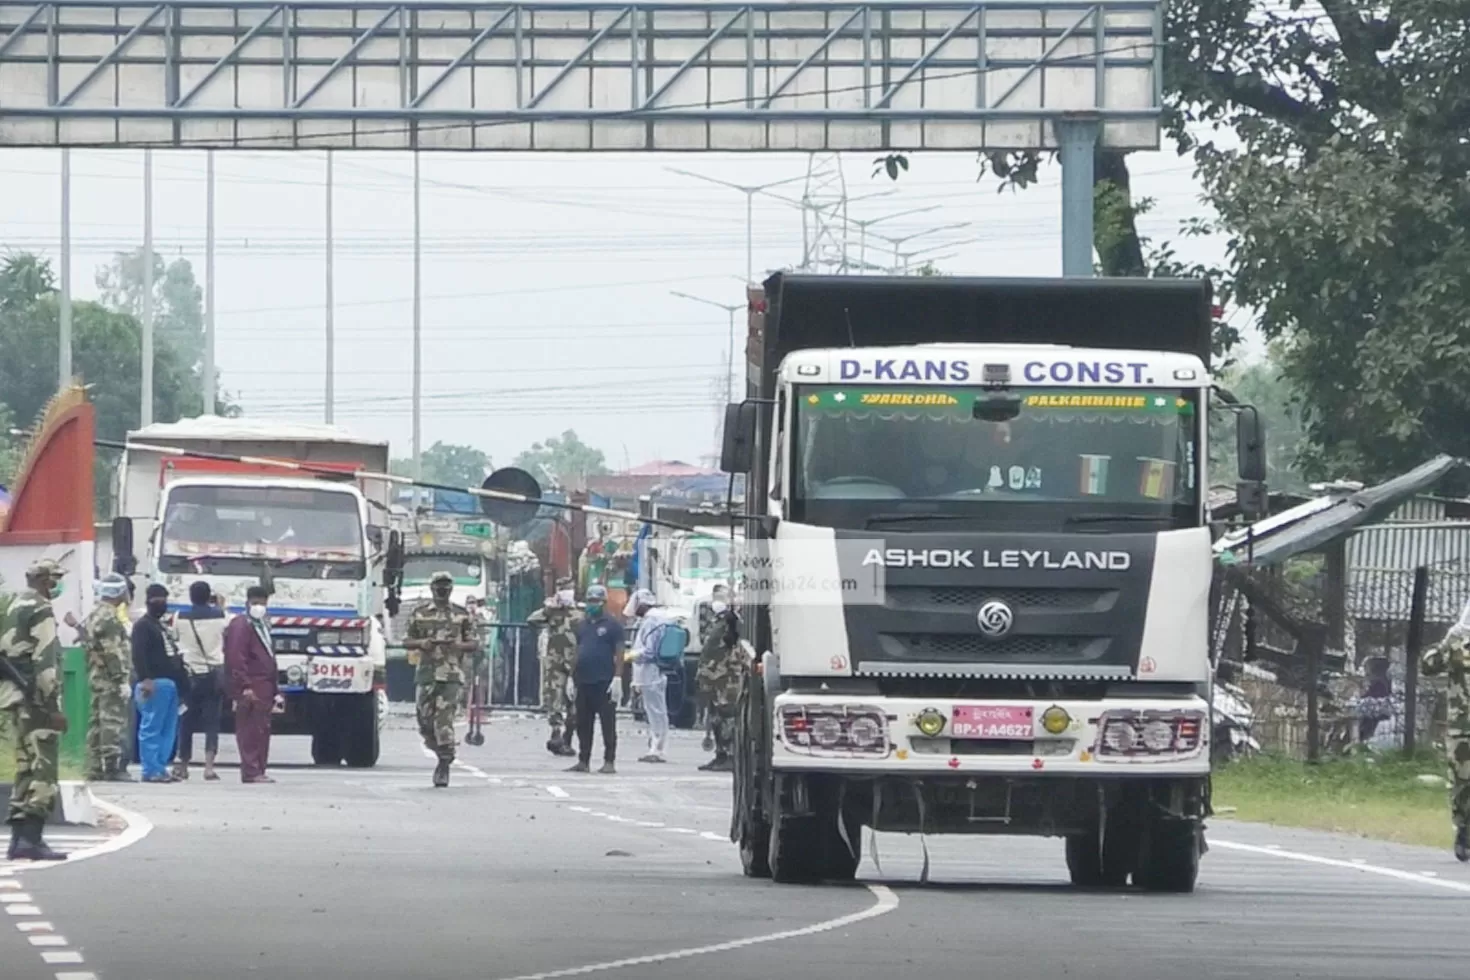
[886,586,1113,611]
[877,633,1098,662]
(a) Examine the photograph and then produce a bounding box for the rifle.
[0,654,42,711]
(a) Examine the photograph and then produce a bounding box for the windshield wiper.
[1063,513,1172,528]
[864,513,981,529]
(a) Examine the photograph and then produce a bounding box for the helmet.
[585,584,609,602]
[25,558,65,580]
[95,573,129,601]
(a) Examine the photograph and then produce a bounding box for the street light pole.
[58,150,72,386]
[671,290,744,405]
[141,149,154,427]
[204,151,217,415]
[665,168,810,283]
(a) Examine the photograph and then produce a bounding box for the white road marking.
[634,821,665,828]
[41,951,85,964]
[699,832,725,842]
[1,893,35,903]
[0,880,20,889]
[6,905,42,916]
[664,828,697,835]
[54,973,98,980]
[10,797,155,875]
[492,885,899,980]
[1213,839,1470,894]
[546,786,570,799]
[16,922,53,932]
[30,935,68,947]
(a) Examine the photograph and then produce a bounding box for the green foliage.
[390,441,493,489]
[0,251,230,517]
[97,248,206,371]
[1213,750,1451,847]
[511,430,610,490]
[0,403,21,488]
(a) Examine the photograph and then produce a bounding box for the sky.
[0,145,1238,471]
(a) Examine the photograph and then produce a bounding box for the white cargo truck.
[110,417,403,768]
[721,274,1267,891]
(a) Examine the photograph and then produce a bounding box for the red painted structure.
[0,390,96,545]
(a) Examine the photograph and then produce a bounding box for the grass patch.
[1212,751,1454,848]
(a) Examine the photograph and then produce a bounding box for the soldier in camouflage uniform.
[1422,621,1470,861]
[1,558,70,861]
[404,571,479,788]
[528,578,581,757]
[695,596,745,773]
[79,574,133,781]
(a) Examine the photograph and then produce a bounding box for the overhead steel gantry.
[0,0,1160,152]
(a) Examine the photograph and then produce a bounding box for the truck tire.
[732,689,772,879]
[343,693,381,769]
[309,694,343,766]
[811,781,861,882]
[768,808,822,884]
[1133,819,1201,893]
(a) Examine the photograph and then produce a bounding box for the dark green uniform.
[407,598,475,765]
[1,587,63,824]
[696,609,746,766]
[1422,627,1470,854]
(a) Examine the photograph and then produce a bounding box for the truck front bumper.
[770,691,1210,777]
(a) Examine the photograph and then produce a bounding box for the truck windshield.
[789,385,1200,530]
[403,557,483,586]
[159,485,365,578]
[678,536,731,579]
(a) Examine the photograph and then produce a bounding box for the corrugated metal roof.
[1346,496,1470,622]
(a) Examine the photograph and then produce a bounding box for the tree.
[878,1,1470,482]
[390,442,493,489]
[0,252,214,515]
[97,248,207,372]
[512,430,609,490]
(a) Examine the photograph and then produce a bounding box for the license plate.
[951,705,1034,739]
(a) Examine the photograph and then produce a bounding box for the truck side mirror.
[365,525,385,549]
[1236,405,1267,483]
[720,402,758,474]
[110,517,137,575]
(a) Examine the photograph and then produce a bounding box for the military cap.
[25,558,66,578]
[431,571,454,585]
[585,584,608,601]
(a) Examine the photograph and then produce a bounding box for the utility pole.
[664,167,809,283]
[141,149,154,427]
[671,291,742,405]
[412,151,423,480]
[203,151,217,414]
[873,222,970,273]
[324,151,335,424]
[845,205,941,273]
[58,149,72,386]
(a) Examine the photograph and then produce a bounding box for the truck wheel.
[1133,819,1201,893]
[811,784,861,881]
[732,696,772,879]
[343,693,381,768]
[738,811,773,879]
[768,810,822,884]
[309,694,343,766]
[311,729,342,766]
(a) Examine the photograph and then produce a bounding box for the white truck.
[720,274,1267,891]
[109,417,403,768]
[387,518,497,656]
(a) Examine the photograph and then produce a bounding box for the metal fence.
[1215,559,1470,760]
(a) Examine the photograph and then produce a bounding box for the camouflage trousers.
[708,701,737,756]
[541,665,575,735]
[1446,736,1470,828]
[5,704,60,825]
[86,682,128,778]
[417,681,462,763]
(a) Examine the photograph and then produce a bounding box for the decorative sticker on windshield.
[1138,457,1176,500]
[804,389,1194,414]
[1079,455,1110,495]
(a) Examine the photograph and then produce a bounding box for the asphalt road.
[6,712,1470,980]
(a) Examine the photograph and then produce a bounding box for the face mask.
[711,600,728,615]
[585,603,604,616]
[146,599,167,618]
[248,604,267,621]
[48,581,64,600]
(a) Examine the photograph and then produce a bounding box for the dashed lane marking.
[1213,839,1470,895]
[41,950,86,965]
[16,922,54,932]
[492,885,899,980]
[546,786,570,799]
[29,935,69,946]
[6,905,42,916]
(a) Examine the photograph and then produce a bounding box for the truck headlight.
[1041,705,1071,735]
[286,665,305,684]
[780,704,889,757]
[1096,709,1204,759]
